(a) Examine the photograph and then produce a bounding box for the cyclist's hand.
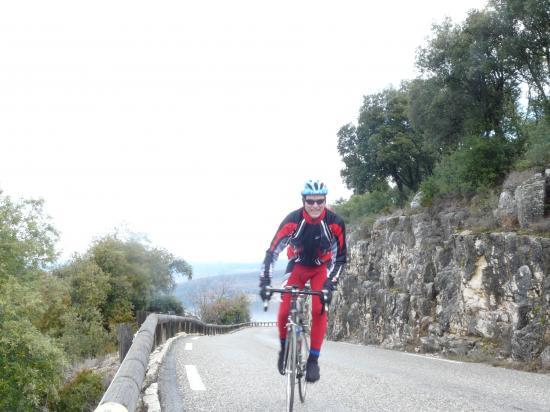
[259,275,272,301]
[321,279,336,307]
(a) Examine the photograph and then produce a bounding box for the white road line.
[185,343,192,351]
[192,337,199,341]
[402,352,463,364]
[185,365,206,391]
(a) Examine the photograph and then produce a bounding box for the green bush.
[0,319,66,411]
[200,293,250,325]
[515,118,550,170]
[51,370,104,412]
[332,189,397,224]
[58,310,113,361]
[420,135,516,204]
[0,276,66,410]
[147,294,185,315]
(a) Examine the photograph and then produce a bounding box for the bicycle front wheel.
[285,326,296,412]
[297,329,309,402]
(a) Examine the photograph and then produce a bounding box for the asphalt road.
[158,327,550,412]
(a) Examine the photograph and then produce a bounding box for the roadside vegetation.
[190,279,251,325]
[334,0,549,228]
[0,192,192,410]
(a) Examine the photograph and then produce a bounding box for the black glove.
[321,278,336,307]
[259,274,272,301]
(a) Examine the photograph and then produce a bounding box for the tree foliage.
[192,280,251,325]
[82,234,192,326]
[0,193,58,280]
[332,190,397,225]
[0,277,66,410]
[338,0,549,211]
[515,117,550,170]
[490,0,550,116]
[416,11,521,137]
[147,294,185,315]
[338,85,434,198]
[51,370,104,412]
[0,188,193,407]
[420,135,517,203]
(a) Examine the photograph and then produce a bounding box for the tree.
[408,77,470,155]
[147,294,185,315]
[338,85,434,199]
[191,279,250,324]
[490,0,550,116]
[86,234,192,325]
[0,277,66,410]
[416,11,521,138]
[53,258,113,359]
[0,191,66,408]
[0,193,58,280]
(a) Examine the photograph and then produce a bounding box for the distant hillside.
[175,269,288,322]
[187,260,289,279]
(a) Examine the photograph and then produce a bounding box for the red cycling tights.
[277,263,327,354]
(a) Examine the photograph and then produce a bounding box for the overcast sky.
[0,0,488,264]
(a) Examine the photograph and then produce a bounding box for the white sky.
[0,0,488,263]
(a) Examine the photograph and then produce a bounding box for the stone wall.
[329,171,550,367]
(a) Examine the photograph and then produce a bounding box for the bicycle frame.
[266,286,326,412]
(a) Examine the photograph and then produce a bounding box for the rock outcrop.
[496,171,548,229]
[329,171,550,367]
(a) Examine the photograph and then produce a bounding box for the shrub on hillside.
[58,310,113,361]
[199,292,250,325]
[421,136,516,204]
[515,118,550,171]
[332,189,398,224]
[0,319,66,410]
[0,276,66,410]
[50,370,104,412]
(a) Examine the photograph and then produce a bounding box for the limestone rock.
[410,191,423,209]
[540,346,550,369]
[515,174,546,228]
[496,190,517,228]
[328,203,550,367]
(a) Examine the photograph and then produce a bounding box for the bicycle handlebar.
[263,286,328,314]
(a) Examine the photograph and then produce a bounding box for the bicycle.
[264,286,327,412]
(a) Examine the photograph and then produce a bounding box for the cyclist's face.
[303,195,326,218]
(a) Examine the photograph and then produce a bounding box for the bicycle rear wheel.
[285,326,296,412]
[297,326,309,402]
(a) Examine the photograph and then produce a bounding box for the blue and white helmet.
[301,179,328,196]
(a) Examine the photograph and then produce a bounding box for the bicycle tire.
[285,325,296,412]
[298,327,309,402]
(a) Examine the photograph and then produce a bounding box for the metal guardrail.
[95,313,276,412]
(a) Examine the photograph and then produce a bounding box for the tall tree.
[87,234,192,325]
[408,77,470,155]
[491,0,550,117]
[0,192,58,280]
[338,85,433,198]
[417,11,521,137]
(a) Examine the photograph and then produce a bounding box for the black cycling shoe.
[305,358,320,383]
[278,349,285,375]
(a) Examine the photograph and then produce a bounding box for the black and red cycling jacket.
[262,207,347,285]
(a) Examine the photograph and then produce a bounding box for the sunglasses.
[304,198,326,206]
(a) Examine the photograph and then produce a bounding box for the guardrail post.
[116,323,133,362]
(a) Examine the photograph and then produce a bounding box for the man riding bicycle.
[259,179,347,383]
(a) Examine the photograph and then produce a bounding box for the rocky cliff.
[329,170,550,369]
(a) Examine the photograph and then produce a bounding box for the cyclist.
[260,179,347,383]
